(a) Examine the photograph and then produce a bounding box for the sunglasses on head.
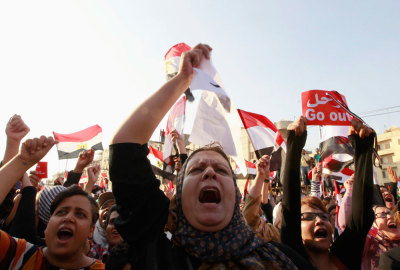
[301,212,331,221]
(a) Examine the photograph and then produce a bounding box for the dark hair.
[105,242,131,270]
[185,143,233,173]
[105,204,118,228]
[50,185,99,225]
[301,196,328,214]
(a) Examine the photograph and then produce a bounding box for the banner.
[302,90,352,126]
[36,162,48,179]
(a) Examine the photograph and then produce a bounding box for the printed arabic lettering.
[307,93,340,108]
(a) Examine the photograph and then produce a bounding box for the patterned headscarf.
[165,149,297,269]
[39,185,67,224]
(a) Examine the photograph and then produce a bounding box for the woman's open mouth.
[199,187,221,204]
[57,228,74,243]
[314,228,328,239]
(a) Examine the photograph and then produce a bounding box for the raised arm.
[387,166,398,204]
[64,149,94,187]
[9,173,45,246]
[309,164,322,198]
[0,136,56,204]
[330,119,375,269]
[280,116,308,259]
[111,44,211,145]
[85,164,100,193]
[109,44,212,253]
[3,115,30,164]
[248,156,270,199]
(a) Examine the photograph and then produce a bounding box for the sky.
[0,0,399,178]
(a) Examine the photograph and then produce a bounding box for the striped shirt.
[0,230,104,270]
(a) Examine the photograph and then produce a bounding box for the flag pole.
[64,159,69,175]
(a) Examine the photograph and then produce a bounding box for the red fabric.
[168,180,174,190]
[53,125,102,142]
[164,43,192,60]
[302,90,353,126]
[238,109,285,146]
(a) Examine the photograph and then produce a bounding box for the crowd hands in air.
[0,44,399,269]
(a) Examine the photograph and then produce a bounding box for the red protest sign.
[35,162,48,179]
[302,90,353,126]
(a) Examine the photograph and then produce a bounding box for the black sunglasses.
[301,212,331,221]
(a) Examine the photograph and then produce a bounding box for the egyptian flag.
[53,125,103,160]
[163,96,186,174]
[237,109,286,172]
[318,125,353,182]
[148,146,176,181]
[165,43,194,101]
[234,160,257,178]
[322,167,354,183]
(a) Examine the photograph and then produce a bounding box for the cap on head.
[98,191,115,209]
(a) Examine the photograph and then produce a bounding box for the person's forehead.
[187,151,230,167]
[110,211,119,219]
[301,204,324,213]
[375,206,389,213]
[57,195,91,211]
[102,200,115,209]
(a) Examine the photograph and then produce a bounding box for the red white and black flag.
[148,146,176,181]
[237,109,286,172]
[53,125,103,160]
[163,96,186,174]
[319,125,354,182]
[165,43,195,101]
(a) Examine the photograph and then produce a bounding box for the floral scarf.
[165,159,297,270]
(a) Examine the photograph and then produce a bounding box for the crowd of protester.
[0,44,399,269]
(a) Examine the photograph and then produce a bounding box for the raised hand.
[85,164,101,193]
[28,170,41,188]
[74,149,95,173]
[20,173,32,189]
[163,184,175,200]
[178,43,212,83]
[18,136,57,167]
[6,114,30,143]
[171,129,186,154]
[349,119,374,138]
[312,163,322,181]
[87,164,101,184]
[287,116,307,136]
[387,167,398,183]
[256,155,271,180]
[343,175,354,192]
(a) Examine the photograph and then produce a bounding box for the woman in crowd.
[110,43,312,269]
[0,135,104,269]
[281,116,375,270]
[362,205,400,269]
[102,204,123,263]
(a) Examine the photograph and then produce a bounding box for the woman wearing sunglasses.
[281,116,375,270]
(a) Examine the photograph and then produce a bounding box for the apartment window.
[381,154,394,164]
[379,140,392,150]
[382,170,388,178]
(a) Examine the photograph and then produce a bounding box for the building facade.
[374,126,400,185]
